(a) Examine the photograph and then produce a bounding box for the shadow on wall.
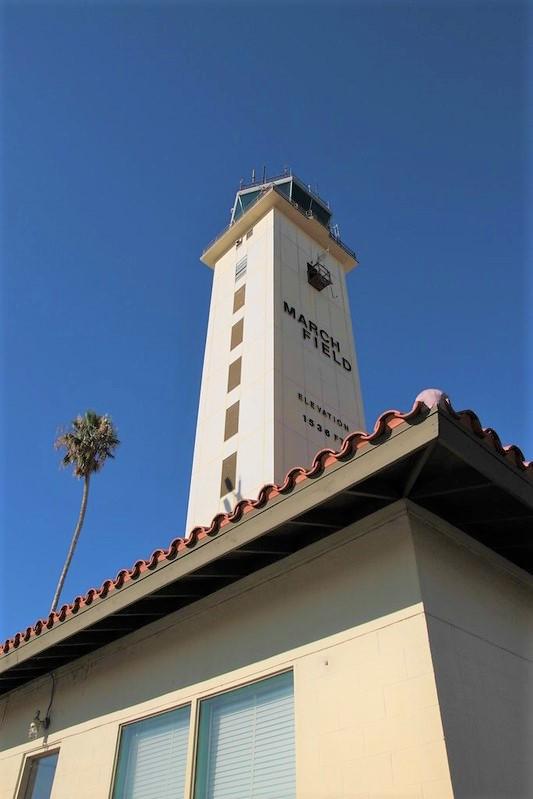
[411,517,533,797]
[223,477,242,514]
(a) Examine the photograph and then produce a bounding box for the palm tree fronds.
[55,411,119,479]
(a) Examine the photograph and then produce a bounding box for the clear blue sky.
[1,1,529,640]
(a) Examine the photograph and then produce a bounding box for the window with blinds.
[235,255,247,281]
[194,671,295,799]
[112,705,191,799]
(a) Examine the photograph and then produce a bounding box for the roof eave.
[0,411,438,685]
[2,398,532,695]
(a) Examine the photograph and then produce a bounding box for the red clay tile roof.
[2,389,531,657]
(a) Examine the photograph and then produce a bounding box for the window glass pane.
[232,192,260,224]
[276,181,291,200]
[22,752,59,799]
[240,190,260,213]
[194,672,295,799]
[112,705,190,799]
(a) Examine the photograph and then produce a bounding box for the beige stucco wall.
[410,508,533,798]
[0,504,453,798]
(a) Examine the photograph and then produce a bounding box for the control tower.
[186,172,365,530]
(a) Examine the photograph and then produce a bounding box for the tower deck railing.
[238,171,330,209]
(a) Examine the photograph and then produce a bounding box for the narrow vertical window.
[230,318,244,350]
[235,255,247,281]
[224,402,239,441]
[194,672,295,799]
[227,357,241,392]
[112,705,191,799]
[20,752,59,799]
[233,285,246,313]
[220,452,237,496]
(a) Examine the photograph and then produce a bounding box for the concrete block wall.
[411,510,533,798]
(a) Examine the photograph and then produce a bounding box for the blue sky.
[1,1,529,639]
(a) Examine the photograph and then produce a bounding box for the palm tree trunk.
[50,475,90,614]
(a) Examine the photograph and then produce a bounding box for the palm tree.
[50,411,119,614]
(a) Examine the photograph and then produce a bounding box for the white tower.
[186,173,365,530]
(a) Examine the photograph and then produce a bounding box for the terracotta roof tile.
[2,389,531,657]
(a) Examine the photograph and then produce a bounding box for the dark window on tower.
[220,452,237,496]
[233,285,246,313]
[224,402,239,441]
[227,357,242,392]
[230,318,244,350]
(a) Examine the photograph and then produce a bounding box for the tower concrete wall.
[186,203,364,531]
